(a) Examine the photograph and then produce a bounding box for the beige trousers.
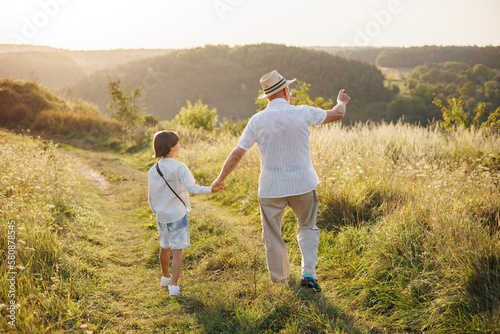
[259,189,320,283]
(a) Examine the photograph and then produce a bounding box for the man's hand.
[337,89,351,105]
[323,89,350,124]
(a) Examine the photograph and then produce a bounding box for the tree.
[291,81,335,109]
[412,84,438,104]
[142,114,159,127]
[433,97,499,130]
[433,97,469,130]
[482,107,500,129]
[471,64,491,81]
[459,81,477,100]
[484,81,500,100]
[175,99,218,131]
[255,80,334,112]
[386,97,430,123]
[106,77,145,129]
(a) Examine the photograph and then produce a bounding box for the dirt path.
[69,149,269,332]
[74,158,111,193]
[67,150,166,331]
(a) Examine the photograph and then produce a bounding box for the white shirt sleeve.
[147,170,156,214]
[179,164,211,195]
[237,118,256,151]
[306,106,327,126]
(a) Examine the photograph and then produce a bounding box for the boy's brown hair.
[152,130,179,158]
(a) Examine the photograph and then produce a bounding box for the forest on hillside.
[387,62,500,124]
[308,46,394,64]
[1,44,499,125]
[71,44,392,123]
[376,46,500,68]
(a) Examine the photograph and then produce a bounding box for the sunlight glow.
[0,0,498,50]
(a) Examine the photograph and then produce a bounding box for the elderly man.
[212,70,350,292]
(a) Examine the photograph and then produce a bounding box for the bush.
[434,97,500,131]
[0,77,125,138]
[175,99,218,131]
[386,97,431,123]
[32,109,123,136]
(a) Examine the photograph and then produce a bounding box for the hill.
[71,43,392,123]
[64,48,173,75]
[3,44,498,124]
[0,77,121,136]
[0,51,85,88]
[308,46,395,64]
[0,44,172,84]
[376,45,500,69]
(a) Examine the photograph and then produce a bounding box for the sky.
[0,0,499,51]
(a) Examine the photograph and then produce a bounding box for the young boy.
[148,130,220,296]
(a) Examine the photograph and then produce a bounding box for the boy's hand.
[211,179,225,193]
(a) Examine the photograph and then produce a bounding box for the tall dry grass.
[0,131,98,332]
[179,121,500,332]
[311,122,500,332]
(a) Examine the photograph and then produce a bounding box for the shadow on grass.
[317,194,384,233]
[317,188,408,233]
[464,253,500,315]
[176,278,376,334]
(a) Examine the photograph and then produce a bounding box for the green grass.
[1,120,499,333]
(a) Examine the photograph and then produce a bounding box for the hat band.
[264,77,286,94]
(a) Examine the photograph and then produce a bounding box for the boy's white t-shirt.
[148,158,211,223]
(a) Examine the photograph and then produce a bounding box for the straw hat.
[258,70,295,99]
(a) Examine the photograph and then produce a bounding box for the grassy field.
[182,122,500,333]
[1,121,499,333]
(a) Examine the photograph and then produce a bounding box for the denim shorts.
[157,214,190,250]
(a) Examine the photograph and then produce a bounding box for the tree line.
[376,46,500,69]
[386,61,500,127]
[71,43,392,124]
[3,44,498,129]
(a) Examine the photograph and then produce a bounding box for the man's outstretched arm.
[323,89,351,124]
[212,146,247,190]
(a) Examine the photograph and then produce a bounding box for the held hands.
[210,178,225,193]
[337,89,351,105]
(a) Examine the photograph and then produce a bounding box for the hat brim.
[258,79,296,99]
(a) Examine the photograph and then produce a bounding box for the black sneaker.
[301,274,321,293]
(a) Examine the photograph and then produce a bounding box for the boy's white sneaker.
[160,276,171,287]
[168,285,181,296]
